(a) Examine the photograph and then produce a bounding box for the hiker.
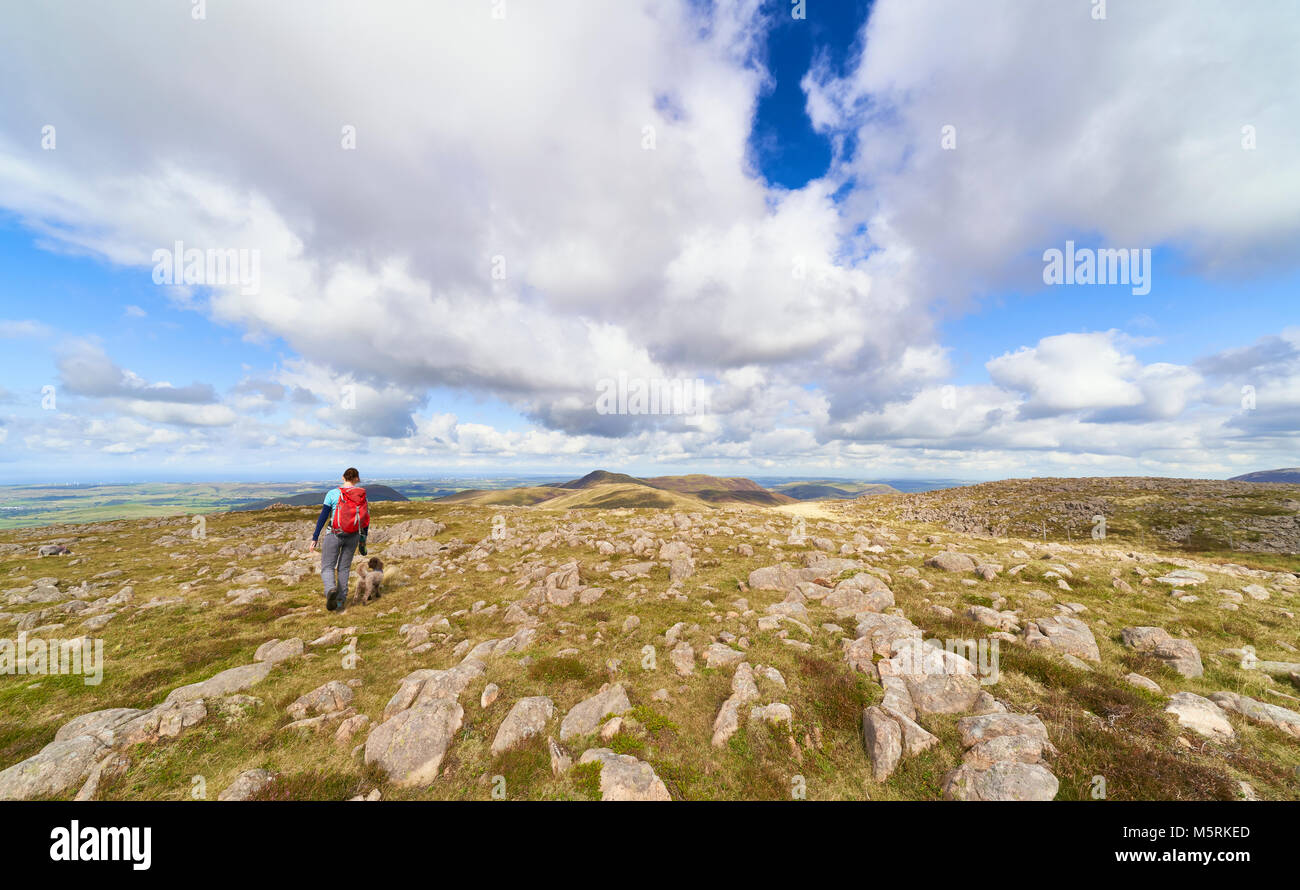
[309,467,370,611]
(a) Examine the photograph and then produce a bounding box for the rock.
[703,642,745,668]
[712,663,760,746]
[548,737,572,775]
[942,761,1059,801]
[1208,692,1300,738]
[750,703,793,726]
[491,696,555,754]
[1155,569,1208,586]
[852,613,923,657]
[861,706,902,782]
[0,735,105,800]
[218,768,277,801]
[1022,615,1100,662]
[966,605,1019,632]
[1241,584,1270,601]
[576,748,671,801]
[1165,692,1234,741]
[925,552,976,573]
[559,684,632,741]
[334,714,371,746]
[286,681,354,721]
[365,697,464,786]
[166,660,275,704]
[824,585,894,617]
[883,706,939,756]
[1121,626,1204,678]
[1252,660,1300,677]
[747,565,823,591]
[382,661,485,720]
[254,638,304,665]
[74,752,129,802]
[879,639,982,715]
[669,641,695,676]
[480,683,500,709]
[955,713,1052,750]
[1123,673,1162,694]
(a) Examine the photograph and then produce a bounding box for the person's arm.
[312,504,331,542]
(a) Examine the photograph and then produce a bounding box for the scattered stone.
[559,684,632,741]
[1123,673,1162,694]
[1165,692,1234,741]
[1208,691,1300,739]
[577,748,671,801]
[491,696,555,754]
[365,697,464,786]
[218,768,277,801]
[1121,626,1204,678]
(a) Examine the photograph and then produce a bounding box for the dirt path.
[772,500,845,522]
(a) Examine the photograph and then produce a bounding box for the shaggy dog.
[353,556,384,605]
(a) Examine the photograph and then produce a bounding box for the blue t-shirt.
[323,487,341,524]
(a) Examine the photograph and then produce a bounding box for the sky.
[0,0,1297,484]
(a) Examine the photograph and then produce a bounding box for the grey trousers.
[320,530,360,606]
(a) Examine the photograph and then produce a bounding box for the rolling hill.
[772,480,899,500]
[233,484,409,512]
[1230,468,1300,484]
[438,470,794,509]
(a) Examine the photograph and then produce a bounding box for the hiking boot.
[326,588,340,611]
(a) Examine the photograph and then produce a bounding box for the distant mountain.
[1229,468,1300,484]
[438,470,794,509]
[233,484,409,512]
[772,481,899,500]
[547,470,646,490]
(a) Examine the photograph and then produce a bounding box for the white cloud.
[1,1,1297,478]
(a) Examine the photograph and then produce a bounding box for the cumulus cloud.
[1,1,1297,477]
[807,0,1300,304]
[57,340,219,404]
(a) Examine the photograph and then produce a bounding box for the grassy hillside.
[439,471,796,509]
[772,481,899,500]
[2,478,1296,801]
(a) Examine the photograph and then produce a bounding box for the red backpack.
[332,486,369,535]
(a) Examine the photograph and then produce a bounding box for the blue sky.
[0,0,1297,484]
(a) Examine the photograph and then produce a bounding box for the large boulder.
[942,761,1059,801]
[0,735,105,801]
[166,661,275,704]
[382,661,485,720]
[365,698,464,786]
[1165,692,1234,741]
[559,685,631,741]
[1023,615,1100,662]
[286,681,354,721]
[925,552,977,573]
[879,639,982,715]
[1208,692,1300,739]
[491,696,555,754]
[577,749,671,801]
[1120,626,1204,678]
[824,585,894,618]
[861,706,902,782]
[747,565,824,591]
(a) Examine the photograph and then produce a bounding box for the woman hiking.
[309,467,370,611]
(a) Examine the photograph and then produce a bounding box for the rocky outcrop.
[1121,627,1204,678]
